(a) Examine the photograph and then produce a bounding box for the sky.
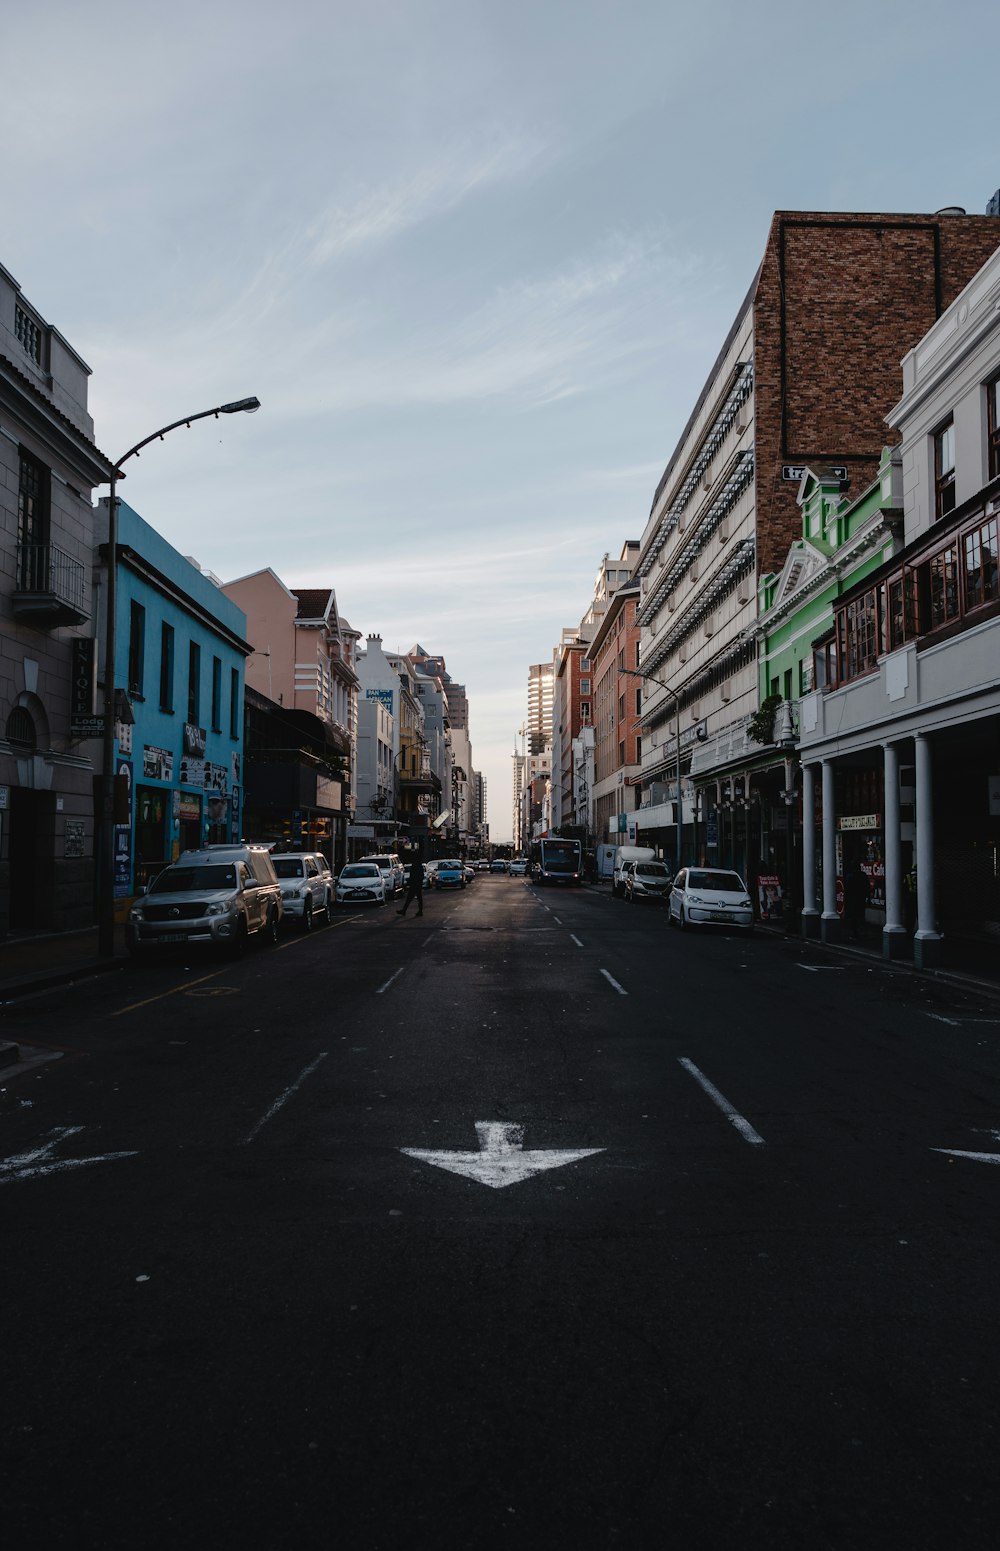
[5,0,1000,839]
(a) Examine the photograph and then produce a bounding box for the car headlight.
[129,905,144,921]
[205,901,230,916]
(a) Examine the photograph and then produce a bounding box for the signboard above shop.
[838,814,881,831]
[782,464,848,483]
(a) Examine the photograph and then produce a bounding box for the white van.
[612,845,656,897]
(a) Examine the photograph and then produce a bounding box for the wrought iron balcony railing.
[14,542,88,626]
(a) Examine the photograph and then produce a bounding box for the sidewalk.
[0,923,128,1002]
[757,914,1000,1000]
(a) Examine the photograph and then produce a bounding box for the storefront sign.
[183,724,207,757]
[64,820,85,859]
[757,874,783,921]
[114,758,132,897]
[782,464,847,482]
[179,792,201,821]
[143,745,174,781]
[838,814,880,831]
[365,688,394,712]
[69,639,100,738]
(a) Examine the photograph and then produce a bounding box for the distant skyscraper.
[527,663,553,756]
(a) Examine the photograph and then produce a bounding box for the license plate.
[710,911,730,922]
[154,934,176,942]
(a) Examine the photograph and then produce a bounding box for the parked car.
[490,860,508,874]
[335,861,388,908]
[463,862,475,882]
[271,851,333,930]
[436,858,466,889]
[509,858,528,876]
[668,867,754,932]
[359,853,405,898]
[612,845,656,897]
[126,844,283,956]
[624,860,673,905]
[423,860,440,889]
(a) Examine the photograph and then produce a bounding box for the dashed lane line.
[600,968,628,996]
[243,1053,329,1144]
[376,967,405,995]
[678,1057,766,1146]
[570,934,583,948]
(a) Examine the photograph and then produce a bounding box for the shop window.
[211,656,222,732]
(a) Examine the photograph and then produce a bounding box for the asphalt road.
[3,877,1000,1550]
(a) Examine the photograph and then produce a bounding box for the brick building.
[590,581,642,848]
[635,206,1000,879]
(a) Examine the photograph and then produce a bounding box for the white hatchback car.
[668,867,754,932]
[336,862,388,908]
[271,852,333,930]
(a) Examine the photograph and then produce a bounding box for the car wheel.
[230,917,249,958]
[324,896,333,924]
[264,908,280,946]
[302,902,314,933]
[678,906,687,932]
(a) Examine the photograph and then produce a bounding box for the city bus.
[532,836,583,885]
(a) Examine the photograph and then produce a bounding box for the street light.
[98,397,261,957]
[621,667,683,872]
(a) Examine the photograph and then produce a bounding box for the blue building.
[105,499,250,900]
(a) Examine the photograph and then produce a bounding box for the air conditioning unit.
[704,614,714,637]
[702,467,713,490]
[737,579,751,604]
[690,559,700,582]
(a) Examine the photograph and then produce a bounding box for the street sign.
[401,1121,604,1189]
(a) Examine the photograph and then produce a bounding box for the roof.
[292,588,333,622]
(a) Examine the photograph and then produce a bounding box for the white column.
[800,762,819,936]
[820,758,840,939]
[914,732,943,964]
[882,741,906,958]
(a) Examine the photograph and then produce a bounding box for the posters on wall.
[143,745,174,781]
[114,758,133,897]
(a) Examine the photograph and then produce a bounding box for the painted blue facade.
[111,500,249,897]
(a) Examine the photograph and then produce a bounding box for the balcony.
[13,543,88,626]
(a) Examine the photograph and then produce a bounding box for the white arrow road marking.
[932,1149,1000,1165]
[401,1121,604,1189]
[0,1126,138,1183]
[678,1059,766,1146]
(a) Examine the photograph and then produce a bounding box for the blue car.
[436,858,466,889]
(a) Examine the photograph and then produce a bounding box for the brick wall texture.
[753,212,1000,576]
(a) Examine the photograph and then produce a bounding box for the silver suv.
[359,853,404,898]
[126,844,283,956]
[271,851,333,931]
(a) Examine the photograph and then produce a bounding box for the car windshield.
[341,865,379,879]
[272,859,305,879]
[150,864,237,894]
[687,870,746,892]
[636,864,670,877]
[438,860,461,869]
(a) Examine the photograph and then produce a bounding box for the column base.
[800,909,820,941]
[882,925,909,962]
[820,913,843,945]
[913,931,944,970]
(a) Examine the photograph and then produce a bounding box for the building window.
[159,622,174,711]
[988,376,1000,482]
[928,545,960,627]
[17,450,49,587]
[230,668,240,738]
[211,656,222,731]
[635,641,641,668]
[128,601,145,697]
[188,642,201,724]
[934,420,956,518]
[963,516,999,612]
[619,693,626,722]
[635,689,642,716]
[580,679,590,694]
[15,305,42,365]
[619,739,626,765]
[580,701,590,723]
[635,736,642,761]
[580,658,590,672]
[838,588,879,681]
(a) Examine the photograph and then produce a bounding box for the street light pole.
[622,667,683,873]
[98,397,260,957]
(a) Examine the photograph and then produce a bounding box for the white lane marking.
[932,1148,1000,1165]
[376,967,405,995]
[927,1014,1000,1026]
[552,916,562,926]
[570,934,583,948]
[401,1121,603,1190]
[244,1053,328,1144]
[0,1125,138,1183]
[600,968,628,996]
[797,965,845,973]
[678,1058,766,1146]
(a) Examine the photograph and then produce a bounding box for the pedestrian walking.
[844,859,868,942]
[397,853,424,917]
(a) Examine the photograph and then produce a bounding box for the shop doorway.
[135,785,169,891]
[9,787,57,930]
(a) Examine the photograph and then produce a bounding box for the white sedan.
[335,862,388,908]
[668,867,754,932]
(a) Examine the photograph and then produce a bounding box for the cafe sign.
[838,814,881,831]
